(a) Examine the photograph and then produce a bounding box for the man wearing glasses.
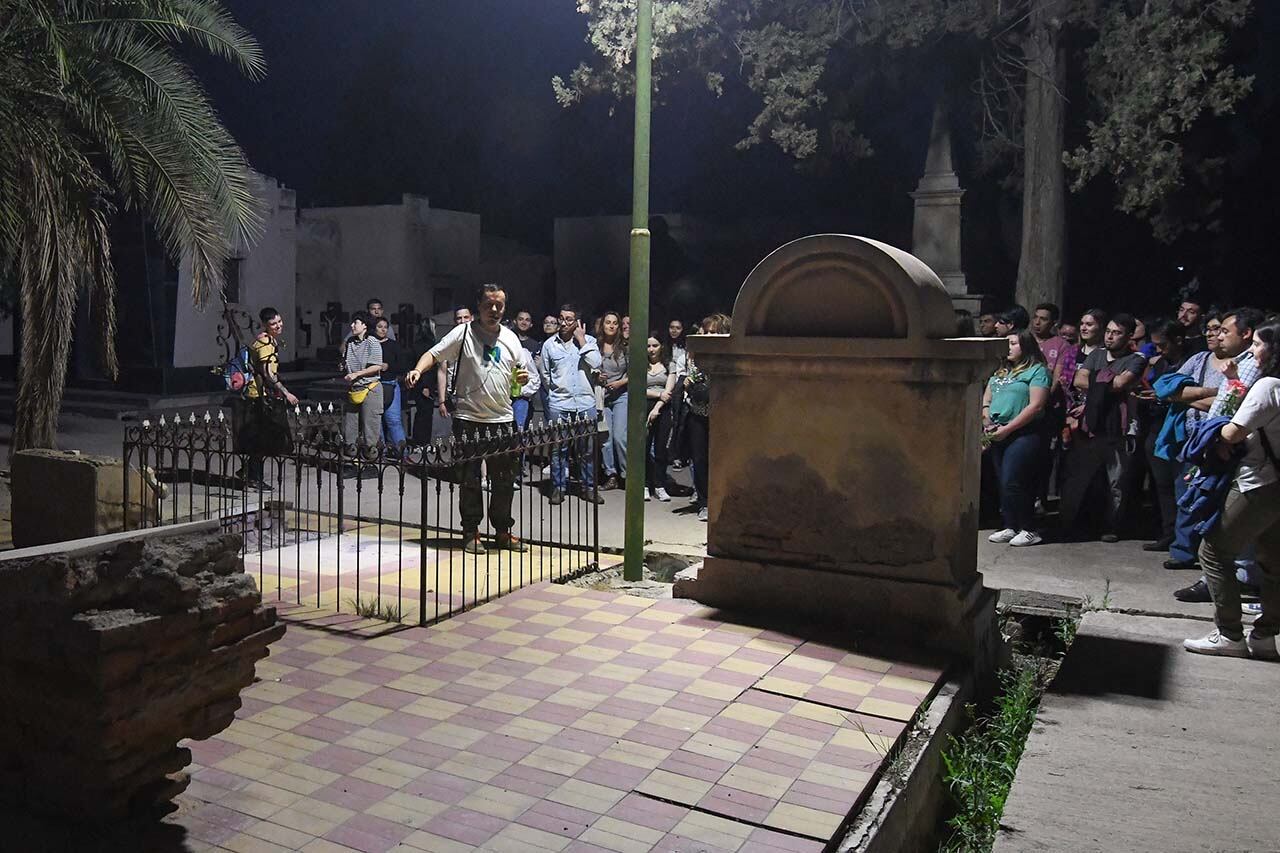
[537,305,605,505]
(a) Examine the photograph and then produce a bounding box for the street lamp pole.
[623,0,653,582]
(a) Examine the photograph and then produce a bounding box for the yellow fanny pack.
[347,385,370,405]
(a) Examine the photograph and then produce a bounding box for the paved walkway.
[120,583,944,853]
[995,610,1280,853]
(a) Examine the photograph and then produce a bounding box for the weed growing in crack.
[348,595,407,623]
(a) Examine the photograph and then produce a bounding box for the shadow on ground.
[1048,633,1171,700]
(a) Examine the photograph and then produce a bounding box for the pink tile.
[191,767,252,792]
[574,757,652,790]
[334,812,415,845]
[313,777,397,811]
[188,738,241,765]
[700,789,773,823]
[743,826,828,852]
[422,807,505,846]
[403,771,481,804]
[656,832,737,853]
[518,800,595,837]
[657,750,731,784]
[470,733,539,764]
[489,766,562,799]
[370,711,436,739]
[360,686,421,711]
[347,664,415,685]
[307,744,376,775]
[605,793,689,833]
[548,727,615,756]
[623,723,689,751]
[525,702,587,727]
[507,679,562,701]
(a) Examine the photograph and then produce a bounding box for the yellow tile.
[755,676,811,697]
[720,765,792,799]
[783,653,837,674]
[419,721,485,749]
[684,679,742,701]
[755,730,821,761]
[219,750,286,774]
[839,652,893,673]
[519,745,593,776]
[816,674,875,697]
[436,750,508,783]
[745,637,795,655]
[401,696,467,721]
[376,652,429,673]
[326,701,391,726]
[577,609,629,626]
[457,670,516,692]
[316,678,376,700]
[789,701,850,728]
[590,663,647,682]
[305,657,362,677]
[241,819,315,850]
[647,707,711,733]
[253,738,314,763]
[503,646,559,665]
[497,717,562,744]
[423,630,476,649]
[636,769,713,805]
[300,840,367,853]
[297,638,350,656]
[630,642,678,660]
[570,711,637,738]
[546,627,597,644]
[362,634,417,652]
[687,639,737,658]
[440,650,496,669]
[720,703,784,728]
[671,809,754,848]
[564,644,621,662]
[471,613,519,629]
[270,805,346,836]
[879,673,936,695]
[717,657,774,677]
[856,696,918,722]
[831,727,895,756]
[527,611,575,627]
[243,681,307,705]
[579,817,664,853]
[654,660,710,679]
[400,830,477,852]
[547,778,626,813]
[505,597,555,612]
[459,784,539,820]
[247,706,315,731]
[802,760,871,790]
[546,687,606,710]
[603,626,652,643]
[257,770,325,797]
[615,683,676,706]
[560,595,602,610]
[475,692,540,716]
[659,623,707,639]
[480,822,570,852]
[636,607,684,623]
[527,666,582,687]
[218,726,269,749]
[489,629,538,646]
[221,832,293,853]
[218,791,287,821]
[766,801,844,838]
[385,674,448,696]
[600,740,669,770]
[365,791,447,828]
[682,734,752,763]
[278,763,341,787]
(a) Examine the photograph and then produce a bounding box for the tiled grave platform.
[246,524,619,626]
[161,583,945,852]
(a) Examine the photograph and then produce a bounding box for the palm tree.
[0,0,264,452]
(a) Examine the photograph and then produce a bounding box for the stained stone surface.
[0,526,284,819]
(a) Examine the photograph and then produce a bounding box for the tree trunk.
[1015,1,1067,311]
[12,277,75,455]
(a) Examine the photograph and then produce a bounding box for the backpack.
[222,344,254,395]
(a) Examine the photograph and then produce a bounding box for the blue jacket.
[1153,372,1197,461]
[1176,416,1243,536]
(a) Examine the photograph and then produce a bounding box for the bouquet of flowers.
[1218,379,1249,417]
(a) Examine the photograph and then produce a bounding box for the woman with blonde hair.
[982,329,1050,546]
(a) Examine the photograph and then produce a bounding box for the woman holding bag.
[341,311,384,471]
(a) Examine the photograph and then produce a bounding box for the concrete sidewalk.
[994,610,1280,853]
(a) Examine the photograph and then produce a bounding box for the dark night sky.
[205,0,1280,316]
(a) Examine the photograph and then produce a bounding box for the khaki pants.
[1200,481,1280,638]
[343,383,384,451]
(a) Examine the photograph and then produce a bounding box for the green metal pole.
[623,0,653,582]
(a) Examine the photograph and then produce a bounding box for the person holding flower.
[982,330,1051,547]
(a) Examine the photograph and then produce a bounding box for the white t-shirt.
[1232,376,1280,492]
[428,322,523,424]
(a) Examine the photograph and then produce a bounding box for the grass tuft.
[348,595,406,623]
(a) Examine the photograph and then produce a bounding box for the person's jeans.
[1058,434,1131,537]
[343,382,383,451]
[601,393,629,478]
[381,381,406,447]
[646,400,669,489]
[1170,460,1201,563]
[548,404,596,493]
[1199,481,1280,638]
[989,428,1043,532]
[453,418,517,535]
[512,397,531,431]
[687,412,710,510]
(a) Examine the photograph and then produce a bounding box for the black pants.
[1144,429,1177,542]
[231,397,265,482]
[410,394,435,445]
[645,400,670,489]
[454,418,517,535]
[686,412,710,509]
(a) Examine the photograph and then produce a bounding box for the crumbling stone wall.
[0,527,284,819]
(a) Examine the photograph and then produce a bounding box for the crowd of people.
[968,297,1280,661]
[238,286,1278,660]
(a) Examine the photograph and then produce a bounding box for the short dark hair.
[259,306,280,325]
[350,310,372,327]
[1109,312,1137,337]
[1033,302,1061,323]
[1153,319,1186,345]
[559,303,579,319]
[998,305,1030,331]
[1082,308,1109,327]
[366,297,383,309]
[1224,307,1265,336]
[475,282,504,304]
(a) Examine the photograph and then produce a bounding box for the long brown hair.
[994,329,1046,378]
[596,310,624,348]
[700,312,732,335]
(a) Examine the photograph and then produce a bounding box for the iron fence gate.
[123,405,603,625]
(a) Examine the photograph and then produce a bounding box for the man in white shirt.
[406,284,530,554]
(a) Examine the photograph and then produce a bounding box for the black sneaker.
[244,479,273,492]
[547,488,564,505]
[1143,538,1173,552]
[1174,579,1212,603]
[581,490,605,505]
[1100,533,1120,543]
[1164,558,1199,571]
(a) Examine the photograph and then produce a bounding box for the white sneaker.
[697,507,708,522]
[1009,530,1042,547]
[1183,630,1249,657]
[1243,602,1263,616]
[689,491,700,506]
[987,528,1017,544]
[654,487,671,502]
[644,489,652,502]
[1246,630,1280,661]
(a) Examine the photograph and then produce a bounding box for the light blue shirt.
[538,333,601,411]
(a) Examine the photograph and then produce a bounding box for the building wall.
[173,175,297,369]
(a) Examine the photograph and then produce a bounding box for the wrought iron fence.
[123,405,603,625]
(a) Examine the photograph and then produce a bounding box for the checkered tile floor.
[169,584,944,852]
